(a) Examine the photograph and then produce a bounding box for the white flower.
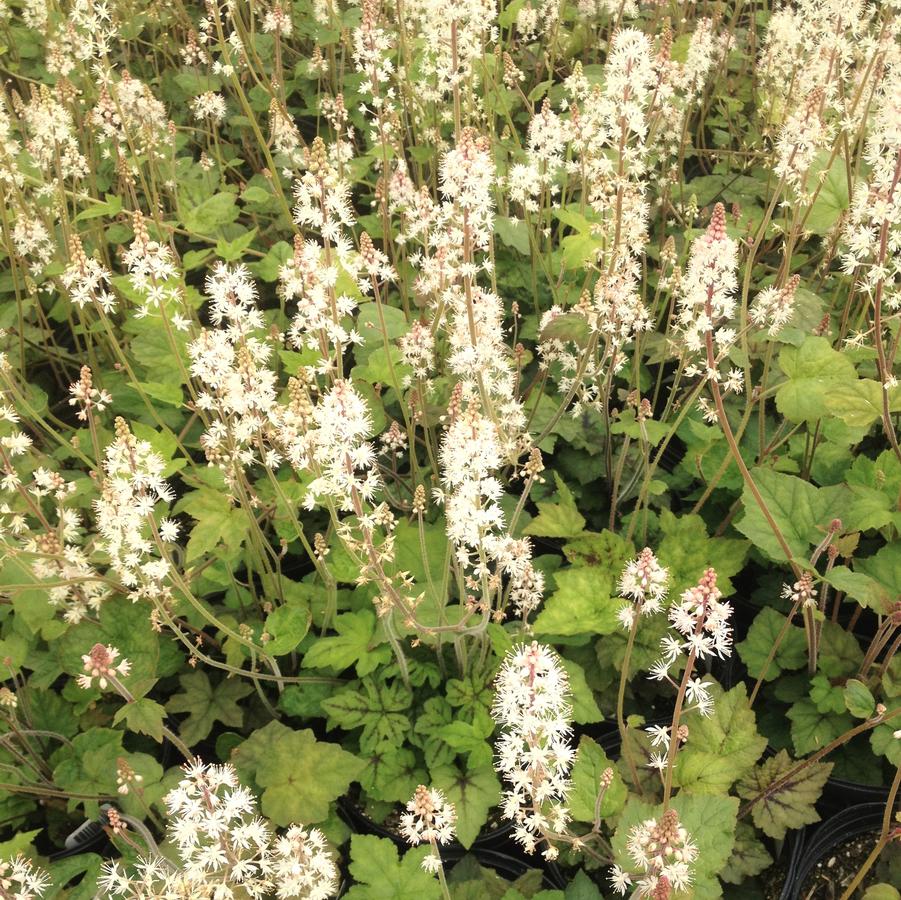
[77,643,131,690]
[618,548,669,617]
[191,91,227,122]
[101,760,338,899]
[270,825,339,899]
[492,643,574,855]
[610,864,632,894]
[616,810,699,898]
[676,203,738,356]
[400,785,456,873]
[685,677,714,716]
[95,418,175,604]
[655,567,732,679]
[0,855,50,899]
[159,518,180,542]
[645,724,670,748]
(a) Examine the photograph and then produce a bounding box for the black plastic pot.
[780,803,887,900]
[820,776,892,815]
[48,805,115,862]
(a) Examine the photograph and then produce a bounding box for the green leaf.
[737,607,807,682]
[431,762,500,848]
[279,682,333,718]
[538,312,591,349]
[495,216,531,255]
[736,749,832,839]
[825,379,901,428]
[858,543,901,607]
[0,830,39,858]
[321,678,412,754]
[533,566,618,637]
[560,658,602,725]
[0,558,55,633]
[344,835,442,899]
[721,823,773,884]
[823,565,888,609]
[805,152,852,235]
[57,598,162,685]
[301,610,390,676]
[498,0,526,26]
[564,871,603,899]
[241,185,272,204]
[167,670,253,745]
[52,729,122,813]
[440,710,495,768]
[568,736,626,823]
[48,853,103,900]
[819,621,863,678]
[446,671,493,721]
[842,484,893,532]
[862,887,901,900]
[610,410,670,446]
[523,473,586,538]
[735,468,844,561]
[562,529,631,569]
[249,240,292,282]
[870,721,901,766]
[183,248,213,271]
[844,678,876,719]
[360,747,424,803]
[560,232,601,270]
[52,729,163,818]
[775,337,856,423]
[176,489,250,562]
[135,381,183,406]
[254,728,365,824]
[883,657,901,699]
[114,698,166,742]
[215,227,258,262]
[75,195,123,221]
[355,302,409,344]
[656,510,747,596]
[810,674,845,715]
[787,698,852,755]
[264,601,311,656]
[675,683,767,794]
[181,191,239,235]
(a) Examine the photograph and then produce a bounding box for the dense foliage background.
[0,0,898,896]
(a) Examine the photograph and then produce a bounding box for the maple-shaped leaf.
[301,610,391,677]
[430,761,500,848]
[523,472,586,538]
[344,835,441,900]
[51,728,163,819]
[359,747,425,804]
[674,683,767,794]
[737,607,807,682]
[167,669,252,745]
[787,698,852,755]
[321,677,412,754]
[254,728,366,825]
[721,823,773,884]
[736,749,832,839]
